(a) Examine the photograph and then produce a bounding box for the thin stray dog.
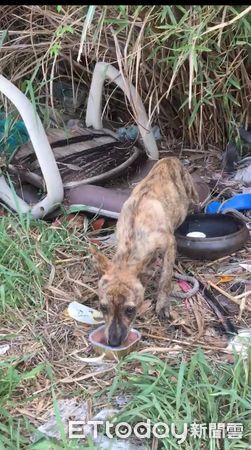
[91,157,199,346]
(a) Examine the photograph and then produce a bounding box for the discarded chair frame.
[0,62,158,218]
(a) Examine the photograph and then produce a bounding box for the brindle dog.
[91,157,199,346]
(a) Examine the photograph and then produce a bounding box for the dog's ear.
[90,246,112,277]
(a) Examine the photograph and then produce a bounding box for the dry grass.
[0,5,250,148]
[1,209,250,425]
[0,188,249,448]
[0,5,251,448]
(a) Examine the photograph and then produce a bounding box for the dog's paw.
[157,306,170,322]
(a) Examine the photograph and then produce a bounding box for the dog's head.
[91,247,145,347]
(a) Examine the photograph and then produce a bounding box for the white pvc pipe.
[0,74,64,218]
[0,175,30,213]
[86,62,159,160]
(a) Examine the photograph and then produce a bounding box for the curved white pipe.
[86,62,159,160]
[0,74,64,218]
[0,175,30,213]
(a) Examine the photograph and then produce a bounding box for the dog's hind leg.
[156,235,176,321]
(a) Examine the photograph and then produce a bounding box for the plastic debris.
[234,164,251,186]
[116,125,139,141]
[67,301,104,325]
[91,436,148,450]
[0,113,30,160]
[0,344,10,355]
[91,408,119,422]
[35,402,147,450]
[116,125,161,142]
[239,263,251,273]
[87,408,147,450]
[115,394,131,408]
[36,399,88,440]
[226,329,251,359]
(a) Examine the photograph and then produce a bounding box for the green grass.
[0,210,94,449]
[1,6,250,448]
[107,351,251,449]
[0,360,46,449]
[2,348,250,449]
[0,209,88,312]
[0,211,250,449]
[0,355,99,449]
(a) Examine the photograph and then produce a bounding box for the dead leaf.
[91,218,105,231]
[50,214,88,231]
[216,275,235,284]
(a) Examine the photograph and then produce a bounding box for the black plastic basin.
[175,213,249,260]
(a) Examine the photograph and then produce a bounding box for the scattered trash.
[116,125,139,141]
[35,401,147,450]
[67,301,104,325]
[205,193,251,214]
[91,435,148,450]
[115,395,131,408]
[239,263,251,273]
[89,408,146,449]
[152,125,161,141]
[0,344,10,355]
[35,399,88,440]
[234,164,251,186]
[0,113,30,160]
[116,124,161,142]
[226,329,251,359]
[91,408,119,422]
[242,186,251,195]
[172,272,199,299]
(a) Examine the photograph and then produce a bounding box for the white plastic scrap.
[239,263,251,273]
[0,344,10,356]
[87,408,147,450]
[36,402,147,450]
[37,399,88,440]
[234,164,251,186]
[67,301,104,325]
[115,394,131,408]
[226,329,251,359]
[92,435,148,450]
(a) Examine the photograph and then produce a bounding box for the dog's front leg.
[156,235,176,321]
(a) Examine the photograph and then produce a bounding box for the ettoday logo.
[69,420,244,442]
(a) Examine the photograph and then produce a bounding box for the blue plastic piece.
[205,201,221,213]
[0,113,30,160]
[205,194,251,214]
